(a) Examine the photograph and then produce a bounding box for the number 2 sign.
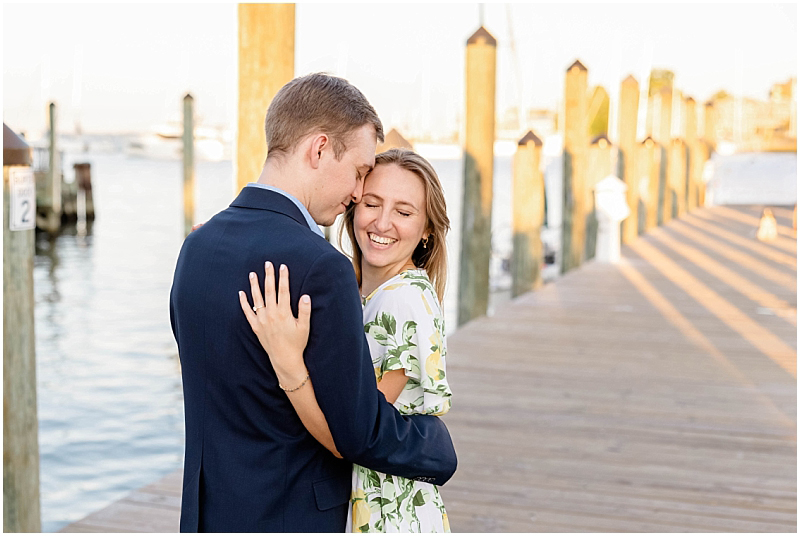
[9,167,36,231]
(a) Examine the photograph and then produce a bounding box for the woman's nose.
[375,209,392,232]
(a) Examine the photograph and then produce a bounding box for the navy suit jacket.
[169,187,457,532]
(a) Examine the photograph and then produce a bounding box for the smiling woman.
[240,147,454,532]
[341,148,451,302]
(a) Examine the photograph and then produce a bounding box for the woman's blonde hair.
[339,148,450,303]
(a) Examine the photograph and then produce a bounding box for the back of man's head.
[264,73,384,161]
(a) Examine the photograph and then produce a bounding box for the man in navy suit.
[170,73,457,532]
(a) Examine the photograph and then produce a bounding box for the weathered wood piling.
[237,3,295,192]
[3,123,41,533]
[684,96,699,211]
[511,131,544,297]
[37,102,62,234]
[585,135,612,260]
[704,100,717,150]
[458,26,497,327]
[618,75,640,244]
[561,60,589,274]
[376,128,413,153]
[33,102,94,232]
[72,163,94,229]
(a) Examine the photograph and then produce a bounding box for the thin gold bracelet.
[279,374,310,393]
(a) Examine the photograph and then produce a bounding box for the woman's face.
[354,163,428,275]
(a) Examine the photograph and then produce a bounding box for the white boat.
[126,121,232,162]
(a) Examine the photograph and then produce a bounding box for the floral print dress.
[346,269,452,533]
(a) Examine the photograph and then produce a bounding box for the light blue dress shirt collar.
[245,182,325,238]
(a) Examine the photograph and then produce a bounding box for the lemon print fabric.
[346,269,452,533]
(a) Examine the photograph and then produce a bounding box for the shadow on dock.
[60,205,796,532]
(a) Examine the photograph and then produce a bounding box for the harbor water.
[34,147,518,531]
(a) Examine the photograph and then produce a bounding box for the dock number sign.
[9,167,36,231]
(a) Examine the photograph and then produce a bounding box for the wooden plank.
[440,204,795,532]
[59,205,795,532]
[684,212,796,267]
[59,471,182,533]
[60,499,180,533]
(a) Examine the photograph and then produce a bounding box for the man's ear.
[309,134,328,170]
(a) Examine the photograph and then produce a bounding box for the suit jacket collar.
[230,186,310,230]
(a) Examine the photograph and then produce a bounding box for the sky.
[3,2,797,139]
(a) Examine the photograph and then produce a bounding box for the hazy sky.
[3,2,797,138]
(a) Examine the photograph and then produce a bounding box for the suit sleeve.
[299,250,457,485]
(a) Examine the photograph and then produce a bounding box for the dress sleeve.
[365,284,452,416]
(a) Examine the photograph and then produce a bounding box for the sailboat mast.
[505,4,525,132]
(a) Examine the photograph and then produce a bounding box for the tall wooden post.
[3,124,41,533]
[646,92,657,141]
[586,135,613,260]
[73,163,95,221]
[183,94,195,237]
[45,102,61,234]
[376,128,414,153]
[655,87,673,146]
[695,140,712,208]
[511,131,544,297]
[638,137,661,231]
[237,3,295,192]
[561,60,589,274]
[704,101,717,150]
[667,138,687,219]
[790,78,797,139]
[684,97,698,148]
[672,89,683,141]
[588,86,610,140]
[458,26,496,327]
[618,75,639,244]
[684,97,699,211]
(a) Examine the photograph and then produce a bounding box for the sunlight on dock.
[440,205,796,532]
[59,205,796,532]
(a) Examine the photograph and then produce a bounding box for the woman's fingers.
[298,295,311,333]
[238,290,257,328]
[249,271,265,311]
[277,264,291,312]
[263,261,276,308]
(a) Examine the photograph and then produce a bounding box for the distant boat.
[127,121,232,162]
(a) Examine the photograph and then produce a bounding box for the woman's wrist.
[271,352,307,383]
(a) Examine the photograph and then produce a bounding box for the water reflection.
[34,154,189,532]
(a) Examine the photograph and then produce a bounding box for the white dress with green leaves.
[346,269,452,533]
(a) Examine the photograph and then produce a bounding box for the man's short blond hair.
[264,73,384,161]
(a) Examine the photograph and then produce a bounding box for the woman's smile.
[367,232,398,248]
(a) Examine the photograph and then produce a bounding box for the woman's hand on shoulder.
[239,262,311,380]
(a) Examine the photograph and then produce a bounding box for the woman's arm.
[377,369,408,404]
[239,262,341,458]
[269,356,342,459]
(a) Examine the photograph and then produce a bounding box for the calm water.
[34,149,515,531]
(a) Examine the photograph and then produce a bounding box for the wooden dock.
[60,204,796,532]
